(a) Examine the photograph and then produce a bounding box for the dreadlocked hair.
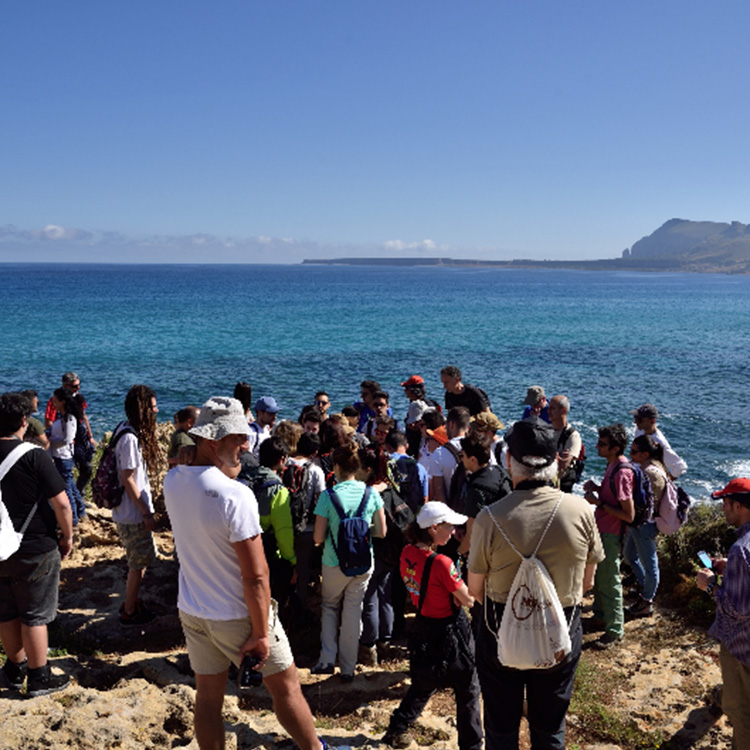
[124,385,161,474]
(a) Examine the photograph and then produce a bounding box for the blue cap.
[255,396,280,414]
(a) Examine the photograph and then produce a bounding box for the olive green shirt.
[468,485,604,608]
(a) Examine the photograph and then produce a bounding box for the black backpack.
[376,486,416,568]
[557,426,585,492]
[327,486,373,576]
[281,461,313,535]
[609,461,654,528]
[386,454,425,512]
[74,417,94,463]
[442,442,468,514]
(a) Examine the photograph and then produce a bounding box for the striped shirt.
[709,522,750,666]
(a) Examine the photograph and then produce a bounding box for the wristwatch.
[706,580,717,596]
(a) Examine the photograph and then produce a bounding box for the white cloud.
[23,224,94,241]
[0,223,520,264]
[383,238,441,252]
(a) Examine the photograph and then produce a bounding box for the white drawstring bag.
[0,443,41,561]
[486,493,571,670]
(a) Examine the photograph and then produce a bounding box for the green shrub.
[657,502,735,624]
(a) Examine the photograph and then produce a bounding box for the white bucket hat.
[188,396,250,441]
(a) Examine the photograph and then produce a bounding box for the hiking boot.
[26,664,70,698]
[382,730,411,748]
[592,633,623,650]
[310,663,335,675]
[582,617,606,633]
[1,658,27,690]
[628,597,654,618]
[709,684,724,716]
[358,643,378,667]
[119,600,157,627]
[623,586,642,602]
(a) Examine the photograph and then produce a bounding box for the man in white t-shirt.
[163,396,326,750]
[428,406,471,503]
[247,396,280,459]
[631,403,687,479]
[548,394,583,493]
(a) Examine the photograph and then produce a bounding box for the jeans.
[592,531,624,638]
[53,457,85,524]
[360,557,394,646]
[318,563,371,675]
[476,602,582,750]
[623,522,659,601]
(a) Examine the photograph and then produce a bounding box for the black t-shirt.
[0,438,66,556]
[444,384,490,416]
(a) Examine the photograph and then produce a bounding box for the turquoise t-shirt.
[314,479,383,568]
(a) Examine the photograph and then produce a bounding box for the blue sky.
[2,1,749,263]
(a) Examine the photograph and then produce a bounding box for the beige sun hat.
[188,396,251,440]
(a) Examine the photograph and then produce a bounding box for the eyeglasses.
[69,382,81,391]
[596,440,610,448]
[316,400,329,406]
[374,428,389,436]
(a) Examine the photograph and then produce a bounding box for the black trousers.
[388,610,483,750]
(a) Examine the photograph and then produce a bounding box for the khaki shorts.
[115,522,157,569]
[179,601,293,677]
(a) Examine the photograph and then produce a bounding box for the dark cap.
[631,403,658,421]
[523,385,545,406]
[505,417,556,467]
[712,478,750,505]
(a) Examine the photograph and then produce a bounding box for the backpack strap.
[110,422,136,450]
[487,492,564,561]
[557,425,574,451]
[608,460,634,497]
[0,442,39,481]
[0,442,43,536]
[417,551,437,615]
[354,486,372,519]
[442,442,461,464]
[326,486,347,521]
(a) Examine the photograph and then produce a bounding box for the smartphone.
[698,550,713,569]
[238,655,263,688]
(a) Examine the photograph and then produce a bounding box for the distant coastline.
[302,256,747,273]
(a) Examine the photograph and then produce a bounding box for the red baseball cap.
[401,375,425,388]
[712,478,750,499]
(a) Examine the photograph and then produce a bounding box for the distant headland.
[304,219,750,274]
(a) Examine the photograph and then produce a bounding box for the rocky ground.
[0,506,734,750]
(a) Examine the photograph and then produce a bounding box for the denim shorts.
[0,547,61,626]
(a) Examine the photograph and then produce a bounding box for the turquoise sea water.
[1,263,749,501]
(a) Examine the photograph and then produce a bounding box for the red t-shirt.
[400,543,463,618]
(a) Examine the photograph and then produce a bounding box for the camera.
[238,655,263,688]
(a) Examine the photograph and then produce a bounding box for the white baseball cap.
[416,501,468,528]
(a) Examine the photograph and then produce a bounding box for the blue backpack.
[327,486,373,576]
[609,461,654,528]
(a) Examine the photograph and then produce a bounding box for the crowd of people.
[1,365,749,750]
